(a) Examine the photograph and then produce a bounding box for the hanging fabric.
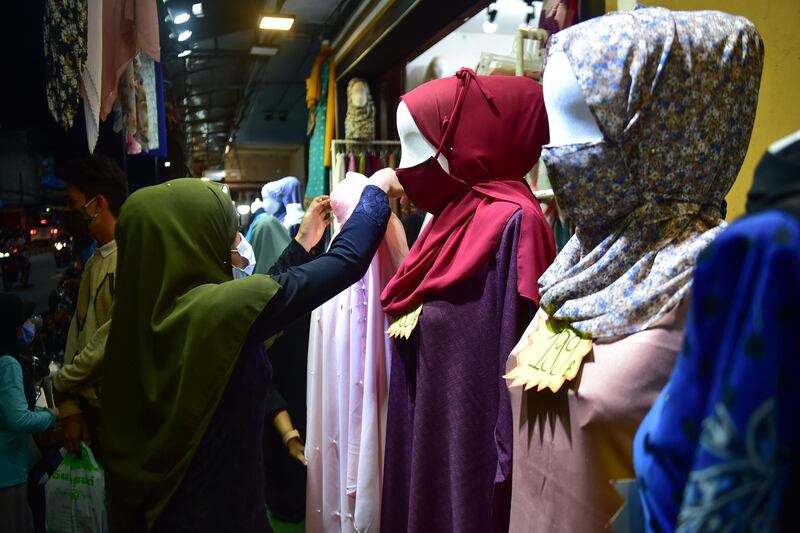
[306,173,408,533]
[306,47,336,201]
[45,0,88,130]
[100,0,160,120]
[82,0,102,152]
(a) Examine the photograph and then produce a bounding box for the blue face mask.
[19,320,35,346]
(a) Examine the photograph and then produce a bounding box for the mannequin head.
[424,57,449,83]
[348,79,370,107]
[396,101,449,171]
[542,47,603,147]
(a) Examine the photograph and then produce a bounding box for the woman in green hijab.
[101,173,399,532]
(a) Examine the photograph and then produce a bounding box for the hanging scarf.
[45,0,88,129]
[537,7,764,338]
[344,78,376,141]
[381,69,555,316]
[101,179,280,529]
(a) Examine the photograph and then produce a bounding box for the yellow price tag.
[505,315,592,393]
[386,304,423,340]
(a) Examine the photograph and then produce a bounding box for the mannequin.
[345,78,376,141]
[380,70,555,533]
[396,101,448,170]
[505,8,763,533]
[541,48,602,146]
[423,56,449,83]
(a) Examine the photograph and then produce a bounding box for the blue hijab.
[633,141,800,531]
[262,177,303,223]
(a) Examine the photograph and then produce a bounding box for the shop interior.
[0,0,798,532]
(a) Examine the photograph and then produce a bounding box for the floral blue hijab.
[538,8,764,337]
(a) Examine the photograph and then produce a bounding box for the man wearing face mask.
[53,155,128,458]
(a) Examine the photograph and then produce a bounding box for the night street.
[4,252,62,315]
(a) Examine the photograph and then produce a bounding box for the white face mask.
[232,234,257,279]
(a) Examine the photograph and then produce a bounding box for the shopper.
[53,154,129,458]
[101,171,401,533]
[0,294,58,533]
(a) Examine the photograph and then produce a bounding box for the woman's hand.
[286,436,307,465]
[295,196,332,252]
[370,168,404,199]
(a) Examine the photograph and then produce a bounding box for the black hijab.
[747,136,800,219]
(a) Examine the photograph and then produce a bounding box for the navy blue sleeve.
[251,185,391,342]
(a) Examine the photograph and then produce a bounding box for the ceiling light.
[250,46,279,56]
[178,49,191,58]
[174,12,190,24]
[192,3,204,17]
[164,161,172,168]
[259,14,295,31]
[178,30,192,42]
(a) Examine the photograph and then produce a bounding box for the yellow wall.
[604,0,800,219]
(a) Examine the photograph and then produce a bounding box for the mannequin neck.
[543,49,603,146]
[397,101,449,171]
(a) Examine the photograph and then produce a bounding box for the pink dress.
[506,298,690,532]
[306,174,408,533]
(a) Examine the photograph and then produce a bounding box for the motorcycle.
[52,239,72,269]
[0,242,31,291]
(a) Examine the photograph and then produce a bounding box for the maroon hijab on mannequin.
[381,69,555,315]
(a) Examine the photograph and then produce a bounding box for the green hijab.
[101,179,280,530]
[249,214,292,274]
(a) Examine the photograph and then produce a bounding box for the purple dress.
[381,211,533,533]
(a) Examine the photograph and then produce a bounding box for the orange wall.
[605,0,800,219]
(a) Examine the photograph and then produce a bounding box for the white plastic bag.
[46,444,109,533]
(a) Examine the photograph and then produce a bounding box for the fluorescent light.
[192,3,204,17]
[164,161,171,167]
[259,15,294,31]
[250,46,279,56]
[178,30,192,42]
[237,204,251,215]
[174,12,190,24]
[178,49,191,58]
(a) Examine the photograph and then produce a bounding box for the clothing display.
[380,69,554,533]
[102,180,391,532]
[263,177,304,224]
[344,79,376,141]
[507,299,688,533]
[634,139,800,532]
[306,48,336,200]
[381,69,554,315]
[538,8,764,338]
[330,143,401,201]
[100,0,160,120]
[508,8,764,533]
[45,0,88,130]
[306,174,408,533]
[21,0,792,529]
[82,0,102,152]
